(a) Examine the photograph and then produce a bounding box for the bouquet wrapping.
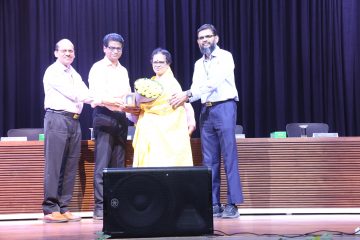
[133,78,163,106]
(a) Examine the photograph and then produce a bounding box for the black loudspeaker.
[103,166,214,238]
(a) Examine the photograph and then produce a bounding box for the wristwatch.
[186,90,192,98]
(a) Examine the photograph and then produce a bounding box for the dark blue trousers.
[199,100,244,205]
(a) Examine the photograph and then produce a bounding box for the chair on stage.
[7,128,44,141]
[235,125,243,134]
[127,126,135,140]
[235,124,245,139]
[286,123,329,137]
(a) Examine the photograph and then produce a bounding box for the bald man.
[42,39,121,223]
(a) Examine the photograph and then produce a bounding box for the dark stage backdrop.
[0,0,359,138]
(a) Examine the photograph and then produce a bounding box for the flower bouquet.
[123,78,163,123]
[133,78,163,106]
[124,78,163,107]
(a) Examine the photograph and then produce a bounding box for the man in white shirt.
[42,39,121,223]
[170,24,243,218]
[88,33,137,220]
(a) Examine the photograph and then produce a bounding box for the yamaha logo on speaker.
[110,198,119,208]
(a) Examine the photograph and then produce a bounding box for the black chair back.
[286,123,329,137]
[7,128,44,141]
[235,125,243,134]
[127,126,135,140]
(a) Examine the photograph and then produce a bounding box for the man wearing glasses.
[170,24,243,218]
[42,39,110,223]
[88,33,137,220]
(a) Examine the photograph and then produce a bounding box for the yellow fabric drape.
[132,69,193,167]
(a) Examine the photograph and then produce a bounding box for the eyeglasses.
[57,49,74,54]
[198,35,215,40]
[152,61,166,65]
[107,46,123,52]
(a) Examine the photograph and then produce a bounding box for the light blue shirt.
[189,46,239,103]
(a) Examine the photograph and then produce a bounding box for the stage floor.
[1,214,360,239]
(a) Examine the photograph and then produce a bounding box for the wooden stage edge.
[2,137,360,220]
[2,208,360,221]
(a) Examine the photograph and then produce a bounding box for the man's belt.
[204,99,234,107]
[46,109,80,120]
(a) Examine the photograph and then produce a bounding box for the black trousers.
[92,107,128,214]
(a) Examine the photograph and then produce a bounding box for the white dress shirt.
[189,46,239,103]
[43,60,96,114]
[88,56,131,107]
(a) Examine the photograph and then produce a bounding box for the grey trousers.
[42,111,81,214]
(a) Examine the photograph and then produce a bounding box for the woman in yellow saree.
[132,48,194,167]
